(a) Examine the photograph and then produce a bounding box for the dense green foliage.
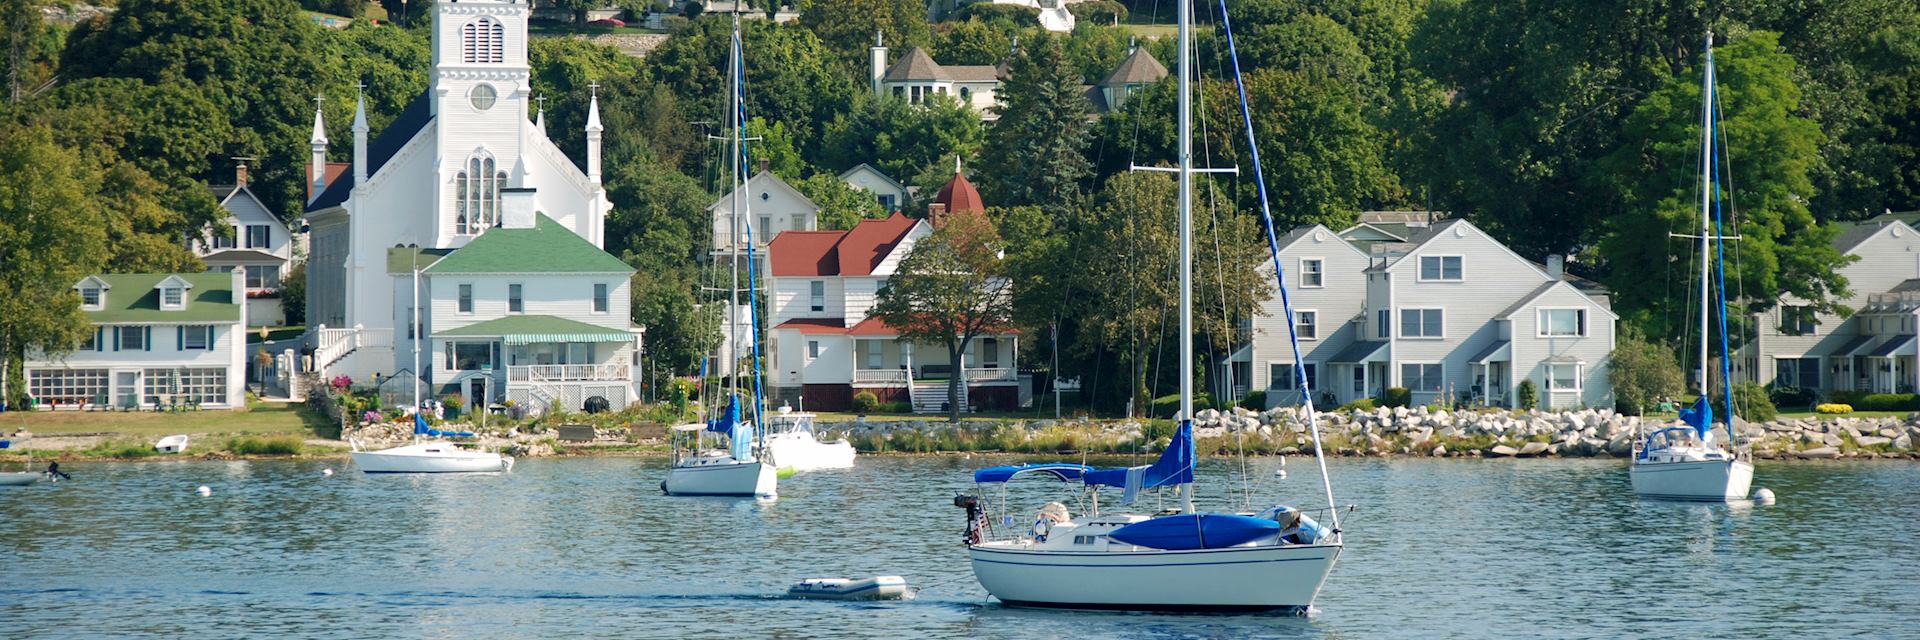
[1609,333,1684,415]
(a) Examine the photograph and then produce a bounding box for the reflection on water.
[2,456,1917,638]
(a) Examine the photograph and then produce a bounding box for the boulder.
[1518,441,1550,456]
[1799,446,1841,459]
[1606,434,1635,456]
[1856,436,1892,448]
[1431,445,1446,457]
[1488,444,1520,457]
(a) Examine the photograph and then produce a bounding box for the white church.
[303,0,641,415]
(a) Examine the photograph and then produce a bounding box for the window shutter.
[95,327,104,352]
[143,327,152,351]
[177,326,184,351]
[113,327,121,351]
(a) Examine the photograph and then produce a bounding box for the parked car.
[588,18,625,27]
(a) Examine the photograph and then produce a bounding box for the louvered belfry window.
[462,17,505,63]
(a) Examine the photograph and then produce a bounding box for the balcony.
[964,367,1018,383]
[853,369,910,385]
[508,364,632,382]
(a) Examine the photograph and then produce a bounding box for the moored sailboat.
[1629,31,1755,502]
[957,0,1343,612]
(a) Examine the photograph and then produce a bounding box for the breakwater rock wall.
[832,407,1920,460]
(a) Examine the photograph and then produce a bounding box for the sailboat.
[1630,31,1755,501]
[957,0,1342,612]
[661,10,777,498]
[1,439,39,486]
[350,242,512,474]
[760,404,856,472]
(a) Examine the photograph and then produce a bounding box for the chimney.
[758,157,770,174]
[501,187,538,229]
[233,159,250,187]
[869,30,888,96]
[1546,254,1564,281]
[928,202,948,227]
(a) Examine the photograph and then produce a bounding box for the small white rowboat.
[787,576,910,601]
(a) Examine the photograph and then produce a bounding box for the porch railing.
[507,364,632,382]
[313,324,393,374]
[852,369,910,385]
[964,367,1018,383]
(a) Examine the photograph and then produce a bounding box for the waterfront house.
[1247,219,1616,410]
[868,37,1167,119]
[22,272,247,410]
[1743,215,1920,396]
[764,171,1022,412]
[391,207,642,415]
[301,0,627,402]
[193,162,299,327]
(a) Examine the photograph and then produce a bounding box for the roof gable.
[1102,47,1168,86]
[1378,219,1553,282]
[154,275,194,290]
[709,170,818,213]
[306,90,436,213]
[769,213,921,277]
[1834,219,1919,254]
[839,163,908,194]
[424,215,633,274]
[883,47,945,81]
[838,213,919,275]
[73,276,110,291]
[1274,224,1366,258]
[1497,280,1620,321]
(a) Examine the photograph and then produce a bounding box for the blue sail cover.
[1085,421,1196,503]
[973,463,1094,484]
[708,395,752,461]
[1679,397,1713,443]
[413,412,430,435]
[1108,513,1284,551]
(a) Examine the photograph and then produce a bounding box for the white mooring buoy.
[196,485,212,496]
[1273,469,1288,479]
[1752,487,1776,505]
[322,468,334,477]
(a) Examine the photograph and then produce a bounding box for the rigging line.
[1219,0,1341,534]
[1187,29,1248,509]
[1713,76,1750,422]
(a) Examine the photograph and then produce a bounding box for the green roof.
[387,247,454,274]
[425,215,633,274]
[81,273,241,324]
[436,315,634,344]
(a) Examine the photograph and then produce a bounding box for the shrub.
[330,375,352,391]
[851,391,880,414]
[440,394,463,410]
[1516,380,1538,410]
[1238,390,1266,411]
[1067,0,1127,24]
[1150,393,1212,418]
[1336,398,1376,412]
[226,435,304,456]
[881,401,912,414]
[1815,403,1854,414]
[85,439,158,459]
[1379,387,1412,408]
[1710,381,1777,422]
[1857,393,1920,411]
[1767,385,1817,409]
[958,3,1041,25]
[1609,335,1683,415]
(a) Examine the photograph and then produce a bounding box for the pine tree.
[978,33,1092,209]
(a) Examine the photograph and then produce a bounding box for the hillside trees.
[0,127,110,405]
[977,32,1091,209]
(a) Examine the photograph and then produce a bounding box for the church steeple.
[309,95,329,201]
[585,83,603,185]
[351,89,368,184]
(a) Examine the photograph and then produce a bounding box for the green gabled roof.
[81,273,241,324]
[436,315,634,343]
[387,247,455,274]
[425,214,634,275]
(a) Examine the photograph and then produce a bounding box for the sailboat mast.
[1696,31,1715,428]
[728,12,744,404]
[1176,0,1195,512]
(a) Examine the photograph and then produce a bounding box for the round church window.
[469,84,498,111]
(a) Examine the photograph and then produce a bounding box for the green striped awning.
[437,315,634,344]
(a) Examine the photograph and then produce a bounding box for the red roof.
[934,172,986,214]
[769,213,919,277]
[776,318,848,334]
[307,162,350,202]
[848,316,897,336]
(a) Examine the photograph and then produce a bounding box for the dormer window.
[161,287,185,309]
[80,287,102,310]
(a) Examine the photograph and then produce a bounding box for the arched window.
[454,153,506,235]
[461,17,505,64]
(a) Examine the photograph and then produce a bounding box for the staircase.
[911,382,968,414]
[312,325,394,379]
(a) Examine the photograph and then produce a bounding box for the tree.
[744,116,806,179]
[793,173,886,230]
[1598,32,1847,340]
[871,212,1013,422]
[795,0,931,72]
[1609,333,1683,415]
[978,33,1091,209]
[930,20,1014,66]
[280,262,307,326]
[815,92,983,185]
[648,16,855,150]
[0,126,109,405]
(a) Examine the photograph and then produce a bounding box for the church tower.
[429,0,535,246]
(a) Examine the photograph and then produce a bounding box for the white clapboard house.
[22,273,248,410]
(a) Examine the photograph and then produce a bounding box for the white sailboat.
[1,439,42,486]
[661,10,776,498]
[760,405,856,472]
[351,239,513,475]
[1629,31,1755,502]
[958,0,1343,612]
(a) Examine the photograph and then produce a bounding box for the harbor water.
[3,456,1916,638]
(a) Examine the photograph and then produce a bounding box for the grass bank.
[0,400,332,439]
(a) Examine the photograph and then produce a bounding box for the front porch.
[848,335,1022,413]
[434,315,642,416]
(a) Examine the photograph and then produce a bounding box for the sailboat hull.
[0,472,40,486]
[1631,458,1753,501]
[351,443,513,474]
[969,542,1340,612]
[663,458,777,497]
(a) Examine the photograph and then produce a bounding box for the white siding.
[1751,222,1920,388]
[1384,223,1556,403]
[1507,284,1616,409]
[1250,227,1370,393]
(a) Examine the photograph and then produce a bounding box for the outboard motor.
[954,494,985,546]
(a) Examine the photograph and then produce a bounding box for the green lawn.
[0,401,332,439]
[246,325,305,344]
